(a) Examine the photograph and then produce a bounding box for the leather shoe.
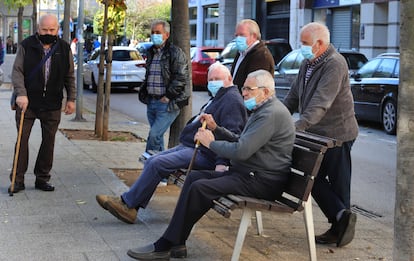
[315,226,338,245]
[97,194,137,224]
[127,244,170,260]
[8,183,25,193]
[35,182,55,191]
[336,209,357,247]
[171,245,187,258]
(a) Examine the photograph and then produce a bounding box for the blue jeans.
[122,145,216,209]
[146,98,180,152]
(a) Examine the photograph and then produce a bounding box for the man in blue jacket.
[96,63,247,229]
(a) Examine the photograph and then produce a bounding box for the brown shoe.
[96,194,111,210]
[104,195,137,224]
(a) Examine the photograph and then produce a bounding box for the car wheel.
[83,79,90,90]
[382,99,397,135]
[91,73,98,93]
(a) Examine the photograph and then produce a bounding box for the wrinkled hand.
[199,114,217,131]
[215,164,228,172]
[16,96,29,112]
[194,128,215,148]
[64,101,75,115]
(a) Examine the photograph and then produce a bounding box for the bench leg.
[231,208,253,261]
[255,211,263,235]
[303,196,317,261]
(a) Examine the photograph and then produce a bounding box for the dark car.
[217,38,292,70]
[350,53,399,135]
[274,49,368,101]
[191,46,223,90]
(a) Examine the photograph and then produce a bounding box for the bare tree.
[168,0,192,148]
[394,0,414,260]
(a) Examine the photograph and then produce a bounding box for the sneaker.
[104,195,137,224]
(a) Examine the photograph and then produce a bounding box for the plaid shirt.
[147,48,165,96]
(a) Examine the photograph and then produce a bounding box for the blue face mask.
[235,36,248,52]
[244,96,257,111]
[151,34,164,46]
[207,80,223,97]
[301,45,315,60]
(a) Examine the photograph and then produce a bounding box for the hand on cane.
[194,123,214,149]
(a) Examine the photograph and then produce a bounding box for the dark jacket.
[283,45,358,142]
[179,85,247,166]
[139,41,189,109]
[231,41,275,89]
[12,34,76,111]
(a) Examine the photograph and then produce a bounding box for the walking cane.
[185,120,207,175]
[9,110,25,196]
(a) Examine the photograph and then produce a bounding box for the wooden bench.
[168,131,338,261]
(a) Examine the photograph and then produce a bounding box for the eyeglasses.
[241,86,265,92]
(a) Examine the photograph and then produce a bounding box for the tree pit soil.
[60,129,144,142]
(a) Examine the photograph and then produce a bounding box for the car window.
[343,53,368,70]
[202,50,221,59]
[372,58,397,78]
[279,51,302,72]
[220,41,237,59]
[190,48,196,59]
[112,50,142,61]
[266,43,292,65]
[394,60,400,78]
[358,58,381,78]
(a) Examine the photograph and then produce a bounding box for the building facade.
[189,0,400,59]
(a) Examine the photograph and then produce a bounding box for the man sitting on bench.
[95,62,247,228]
[125,69,295,261]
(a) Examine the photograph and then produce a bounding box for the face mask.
[151,34,164,46]
[207,80,223,97]
[301,45,315,60]
[244,96,257,111]
[38,34,57,45]
[235,36,248,52]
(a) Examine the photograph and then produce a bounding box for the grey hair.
[208,62,231,77]
[300,22,330,45]
[236,19,261,40]
[247,70,275,95]
[38,14,59,28]
[151,19,170,33]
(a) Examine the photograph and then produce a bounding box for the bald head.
[38,14,59,36]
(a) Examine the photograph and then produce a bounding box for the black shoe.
[8,183,25,193]
[336,210,357,247]
[35,182,55,191]
[315,226,338,245]
[127,244,170,260]
[171,245,187,258]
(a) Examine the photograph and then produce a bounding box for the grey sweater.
[283,45,358,142]
[210,97,295,176]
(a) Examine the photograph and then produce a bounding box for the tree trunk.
[62,0,72,43]
[168,0,192,148]
[31,0,37,34]
[17,7,24,43]
[94,0,109,137]
[102,33,114,141]
[394,0,414,260]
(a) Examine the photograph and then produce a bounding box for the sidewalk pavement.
[0,82,393,261]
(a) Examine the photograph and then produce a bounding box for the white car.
[83,46,146,92]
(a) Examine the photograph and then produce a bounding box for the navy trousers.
[312,140,355,223]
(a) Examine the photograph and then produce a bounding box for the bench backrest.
[275,131,336,212]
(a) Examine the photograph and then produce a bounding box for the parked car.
[350,53,399,135]
[83,46,146,92]
[274,48,368,101]
[136,42,153,60]
[217,38,292,70]
[191,46,223,90]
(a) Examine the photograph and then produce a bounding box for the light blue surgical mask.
[244,96,257,111]
[301,45,315,60]
[235,36,248,52]
[151,34,164,46]
[207,80,223,97]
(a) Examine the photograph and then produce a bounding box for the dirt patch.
[111,168,181,193]
[60,129,144,142]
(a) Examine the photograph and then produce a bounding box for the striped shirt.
[304,47,330,86]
